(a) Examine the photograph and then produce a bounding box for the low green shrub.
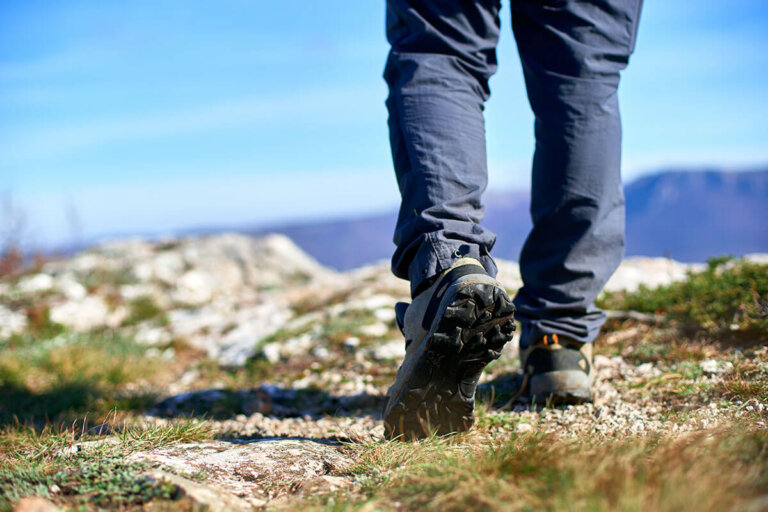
[599,258,768,336]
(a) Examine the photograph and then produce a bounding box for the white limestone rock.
[54,273,87,300]
[133,250,185,285]
[130,439,352,506]
[364,339,406,361]
[605,257,704,293]
[142,471,255,511]
[165,297,293,366]
[172,270,216,306]
[359,322,389,337]
[49,296,111,332]
[134,325,173,346]
[0,305,27,339]
[495,260,524,291]
[17,273,54,294]
[258,333,314,365]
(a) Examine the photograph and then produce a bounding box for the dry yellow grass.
[314,424,768,512]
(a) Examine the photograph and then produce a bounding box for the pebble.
[516,423,534,433]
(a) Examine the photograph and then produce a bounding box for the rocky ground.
[1,234,766,511]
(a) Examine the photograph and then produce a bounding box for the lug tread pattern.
[384,283,516,440]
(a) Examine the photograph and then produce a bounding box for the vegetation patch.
[195,356,289,389]
[0,332,158,424]
[715,356,768,403]
[0,448,175,511]
[292,288,355,316]
[117,420,214,450]
[22,304,66,339]
[80,267,137,291]
[0,421,213,511]
[598,258,768,340]
[623,346,768,411]
[317,426,768,512]
[318,308,387,348]
[122,296,169,327]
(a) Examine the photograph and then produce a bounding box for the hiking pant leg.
[511,0,644,347]
[385,0,502,297]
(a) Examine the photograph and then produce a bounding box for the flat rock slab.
[143,470,255,511]
[130,439,353,506]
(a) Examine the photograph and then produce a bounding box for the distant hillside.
[255,168,768,270]
[624,169,768,260]
[259,213,398,270]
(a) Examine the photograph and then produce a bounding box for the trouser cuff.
[515,314,605,349]
[406,232,497,297]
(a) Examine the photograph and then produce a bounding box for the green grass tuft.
[0,332,158,424]
[117,420,214,450]
[317,425,768,512]
[121,296,169,327]
[0,420,215,511]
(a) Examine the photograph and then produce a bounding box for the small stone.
[516,422,534,433]
[54,274,87,300]
[312,346,331,359]
[261,343,281,364]
[12,497,61,512]
[359,322,388,337]
[374,307,396,322]
[54,445,80,457]
[636,362,654,377]
[135,326,173,346]
[366,339,406,361]
[700,359,723,374]
[293,475,352,497]
[344,337,360,351]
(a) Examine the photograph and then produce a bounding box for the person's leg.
[511,0,643,349]
[385,0,502,297]
[383,0,516,439]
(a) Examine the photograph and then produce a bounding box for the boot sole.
[383,282,515,440]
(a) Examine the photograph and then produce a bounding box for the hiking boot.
[383,258,516,440]
[520,334,593,405]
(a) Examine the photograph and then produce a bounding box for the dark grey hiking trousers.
[385,0,643,348]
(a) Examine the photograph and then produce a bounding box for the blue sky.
[1,1,767,249]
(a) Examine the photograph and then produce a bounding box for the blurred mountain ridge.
[256,168,768,269]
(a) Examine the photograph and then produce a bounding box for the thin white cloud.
[0,83,386,163]
[13,166,400,249]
